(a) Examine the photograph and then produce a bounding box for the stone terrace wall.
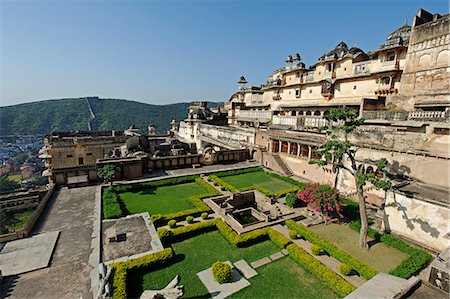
[396,12,450,111]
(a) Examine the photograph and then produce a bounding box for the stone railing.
[408,111,448,120]
[362,111,409,121]
[272,115,299,127]
[272,116,343,130]
[236,110,273,122]
[362,110,449,122]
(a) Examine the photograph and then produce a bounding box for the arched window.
[314,110,321,116]
[306,111,312,116]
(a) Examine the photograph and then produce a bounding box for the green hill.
[0,97,223,135]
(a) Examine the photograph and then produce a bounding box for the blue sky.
[1,0,448,106]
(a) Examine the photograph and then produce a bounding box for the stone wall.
[383,190,449,252]
[396,11,450,110]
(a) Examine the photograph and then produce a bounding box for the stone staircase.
[272,154,294,176]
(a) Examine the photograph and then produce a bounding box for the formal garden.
[208,167,306,197]
[101,166,433,298]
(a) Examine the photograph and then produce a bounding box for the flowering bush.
[297,183,345,223]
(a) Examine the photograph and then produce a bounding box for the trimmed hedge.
[110,248,174,299]
[168,220,177,228]
[150,177,220,226]
[114,175,198,193]
[210,169,304,198]
[339,263,352,276]
[311,244,321,255]
[349,220,432,278]
[107,176,220,223]
[287,244,356,297]
[212,261,233,284]
[201,212,209,220]
[212,167,263,177]
[103,188,122,219]
[286,220,377,280]
[158,219,219,243]
[216,219,269,247]
[186,216,194,224]
[158,219,290,250]
[267,228,293,249]
[289,229,299,239]
[209,175,238,193]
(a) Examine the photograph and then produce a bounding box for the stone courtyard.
[1,186,97,299]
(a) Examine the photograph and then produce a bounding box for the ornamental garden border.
[109,218,356,299]
[208,167,308,198]
[102,175,220,226]
[286,220,432,281]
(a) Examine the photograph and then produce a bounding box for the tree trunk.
[356,184,369,249]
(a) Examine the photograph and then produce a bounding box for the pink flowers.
[296,183,345,220]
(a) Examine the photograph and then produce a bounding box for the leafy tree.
[310,107,391,249]
[0,175,20,192]
[297,183,344,224]
[97,164,120,186]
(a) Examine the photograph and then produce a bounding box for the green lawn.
[119,182,208,215]
[127,231,337,298]
[220,171,295,193]
[7,173,22,183]
[310,223,408,273]
[6,209,34,232]
[229,257,338,299]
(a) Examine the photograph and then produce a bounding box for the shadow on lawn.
[140,187,157,195]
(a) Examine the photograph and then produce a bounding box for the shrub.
[212,261,233,284]
[286,220,377,280]
[103,188,123,219]
[287,244,356,297]
[311,244,321,255]
[186,216,194,224]
[168,219,177,228]
[286,193,298,208]
[289,229,298,239]
[201,212,209,220]
[267,228,292,249]
[339,263,352,276]
[221,186,227,191]
[157,228,174,240]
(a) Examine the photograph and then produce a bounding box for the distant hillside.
[0,97,223,135]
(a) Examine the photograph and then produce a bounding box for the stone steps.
[272,154,294,176]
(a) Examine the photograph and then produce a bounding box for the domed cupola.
[380,19,411,49]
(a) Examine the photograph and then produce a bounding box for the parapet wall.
[398,12,450,106]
